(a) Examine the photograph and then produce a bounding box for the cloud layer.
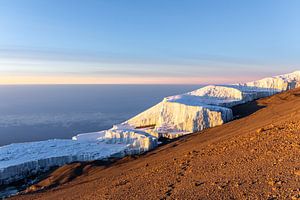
[1,47,293,84]
[0,112,129,128]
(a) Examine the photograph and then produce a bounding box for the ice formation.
[0,125,158,185]
[125,71,300,138]
[0,140,127,185]
[73,124,158,153]
[1,71,300,185]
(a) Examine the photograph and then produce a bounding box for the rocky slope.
[12,87,300,200]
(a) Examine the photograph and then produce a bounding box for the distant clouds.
[0,112,129,128]
[0,46,294,84]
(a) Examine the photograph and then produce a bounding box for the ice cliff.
[0,140,128,185]
[1,71,300,185]
[0,125,158,185]
[73,124,158,154]
[124,71,300,138]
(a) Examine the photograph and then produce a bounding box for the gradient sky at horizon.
[0,0,300,84]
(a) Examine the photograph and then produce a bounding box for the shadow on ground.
[232,100,266,119]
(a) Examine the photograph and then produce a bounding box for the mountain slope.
[13,88,300,200]
[2,71,300,187]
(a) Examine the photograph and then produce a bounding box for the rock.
[294,170,300,176]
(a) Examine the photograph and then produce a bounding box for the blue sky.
[0,0,299,84]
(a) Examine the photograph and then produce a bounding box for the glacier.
[1,70,300,186]
[0,140,128,185]
[0,126,157,185]
[124,71,300,138]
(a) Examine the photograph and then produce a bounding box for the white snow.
[1,70,300,185]
[125,71,300,137]
[72,131,106,142]
[0,139,127,185]
[0,125,158,185]
[0,124,158,184]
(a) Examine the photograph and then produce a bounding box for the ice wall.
[124,71,300,137]
[73,124,158,153]
[156,101,232,133]
[126,102,163,128]
[104,124,158,154]
[1,127,158,185]
[0,140,127,185]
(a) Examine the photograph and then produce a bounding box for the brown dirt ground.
[11,88,300,200]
